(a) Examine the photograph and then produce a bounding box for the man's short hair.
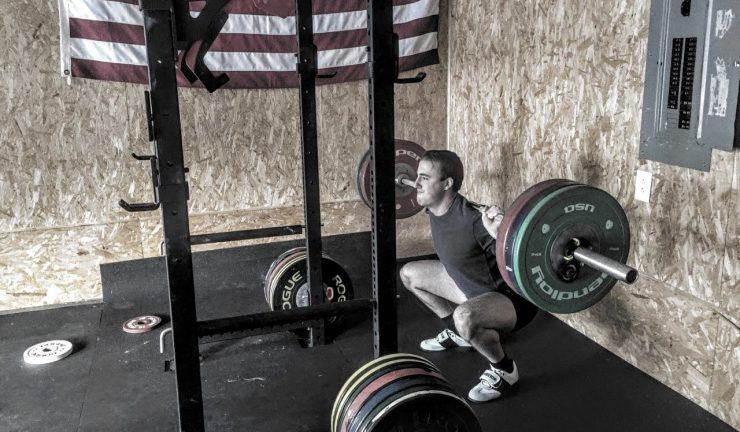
[421,150,464,192]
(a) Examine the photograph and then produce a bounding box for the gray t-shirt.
[428,194,506,298]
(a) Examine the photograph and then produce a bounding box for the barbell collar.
[572,247,638,284]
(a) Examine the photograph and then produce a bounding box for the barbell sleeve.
[395,176,416,188]
[572,247,638,284]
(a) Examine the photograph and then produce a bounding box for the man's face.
[415,159,450,207]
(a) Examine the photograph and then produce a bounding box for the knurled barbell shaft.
[572,247,638,284]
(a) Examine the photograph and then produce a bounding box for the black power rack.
[121,1,424,430]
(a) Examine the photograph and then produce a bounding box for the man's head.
[415,150,464,208]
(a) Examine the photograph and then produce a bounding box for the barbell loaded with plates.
[263,247,354,324]
[356,142,638,313]
[331,353,482,432]
[356,139,426,219]
[495,179,637,313]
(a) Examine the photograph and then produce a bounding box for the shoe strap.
[436,330,458,348]
[480,370,502,388]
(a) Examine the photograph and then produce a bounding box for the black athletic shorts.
[498,285,538,331]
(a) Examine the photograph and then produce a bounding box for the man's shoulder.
[456,195,483,221]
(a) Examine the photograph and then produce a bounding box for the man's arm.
[479,205,504,240]
[472,208,500,255]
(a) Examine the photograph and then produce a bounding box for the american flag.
[57,0,440,88]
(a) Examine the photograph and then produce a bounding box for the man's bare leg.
[453,292,516,363]
[399,260,467,317]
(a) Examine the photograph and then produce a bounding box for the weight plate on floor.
[369,391,482,432]
[511,184,630,313]
[355,140,426,219]
[122,315,162,334]
[23,340,74,365]
[269,249,353,322]
[332,357,439,432]
[350,375,451,432]
[269,252,309,306]
[496,179,575,295]
[265,247,303,288]
[265,248,306,304]
[332,354,440,432]
[337,366,443,432]
[269,250,327,309]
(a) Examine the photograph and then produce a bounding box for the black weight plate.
[266,247,303,285]
[497,180,577,295]
[356,150,372,208]
[332,354,440,432]
[512,184,630,313]
[358,385,465,432]
[270,250,354,323]
[349,377,447,432]
[267,250,308,306]
[333,357,439,432]
[391,140,425,219]
[356,140,426,219]
[265,248,306,305]
[268,248,334,307]
[341,369,445,432]
[371,393,482,432]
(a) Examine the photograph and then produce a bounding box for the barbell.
[357,143,637,314]
[356,140,426,219]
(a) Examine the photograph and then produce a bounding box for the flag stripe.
[66,0,437,35]
[60,0,439,88]
[67,14,437,54]
[188,0,431,18]
[70,49,437,89]
[68,30,437,70]
[69,18,144,45]
[68,0,141,25]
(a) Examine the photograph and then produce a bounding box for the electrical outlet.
[635,170,652,203]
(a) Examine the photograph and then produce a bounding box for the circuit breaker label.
[709,57,729,117]
[715,9,735,38]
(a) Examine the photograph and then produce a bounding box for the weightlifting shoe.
[419,329,472,352]
[467,362,519,403]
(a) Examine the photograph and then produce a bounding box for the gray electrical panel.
[640,0,739,171]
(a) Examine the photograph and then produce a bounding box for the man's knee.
[399,263,416,289]
[453,303,477,340]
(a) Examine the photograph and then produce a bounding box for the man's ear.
[444,177,454,191]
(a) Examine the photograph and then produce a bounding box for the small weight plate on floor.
[122,315,162,334]
[511,184,630,313]
[23,340,74,365]
[496,179,575,295]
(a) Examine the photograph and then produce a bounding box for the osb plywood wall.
[447,0,738,428]
[0,0,448,310]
